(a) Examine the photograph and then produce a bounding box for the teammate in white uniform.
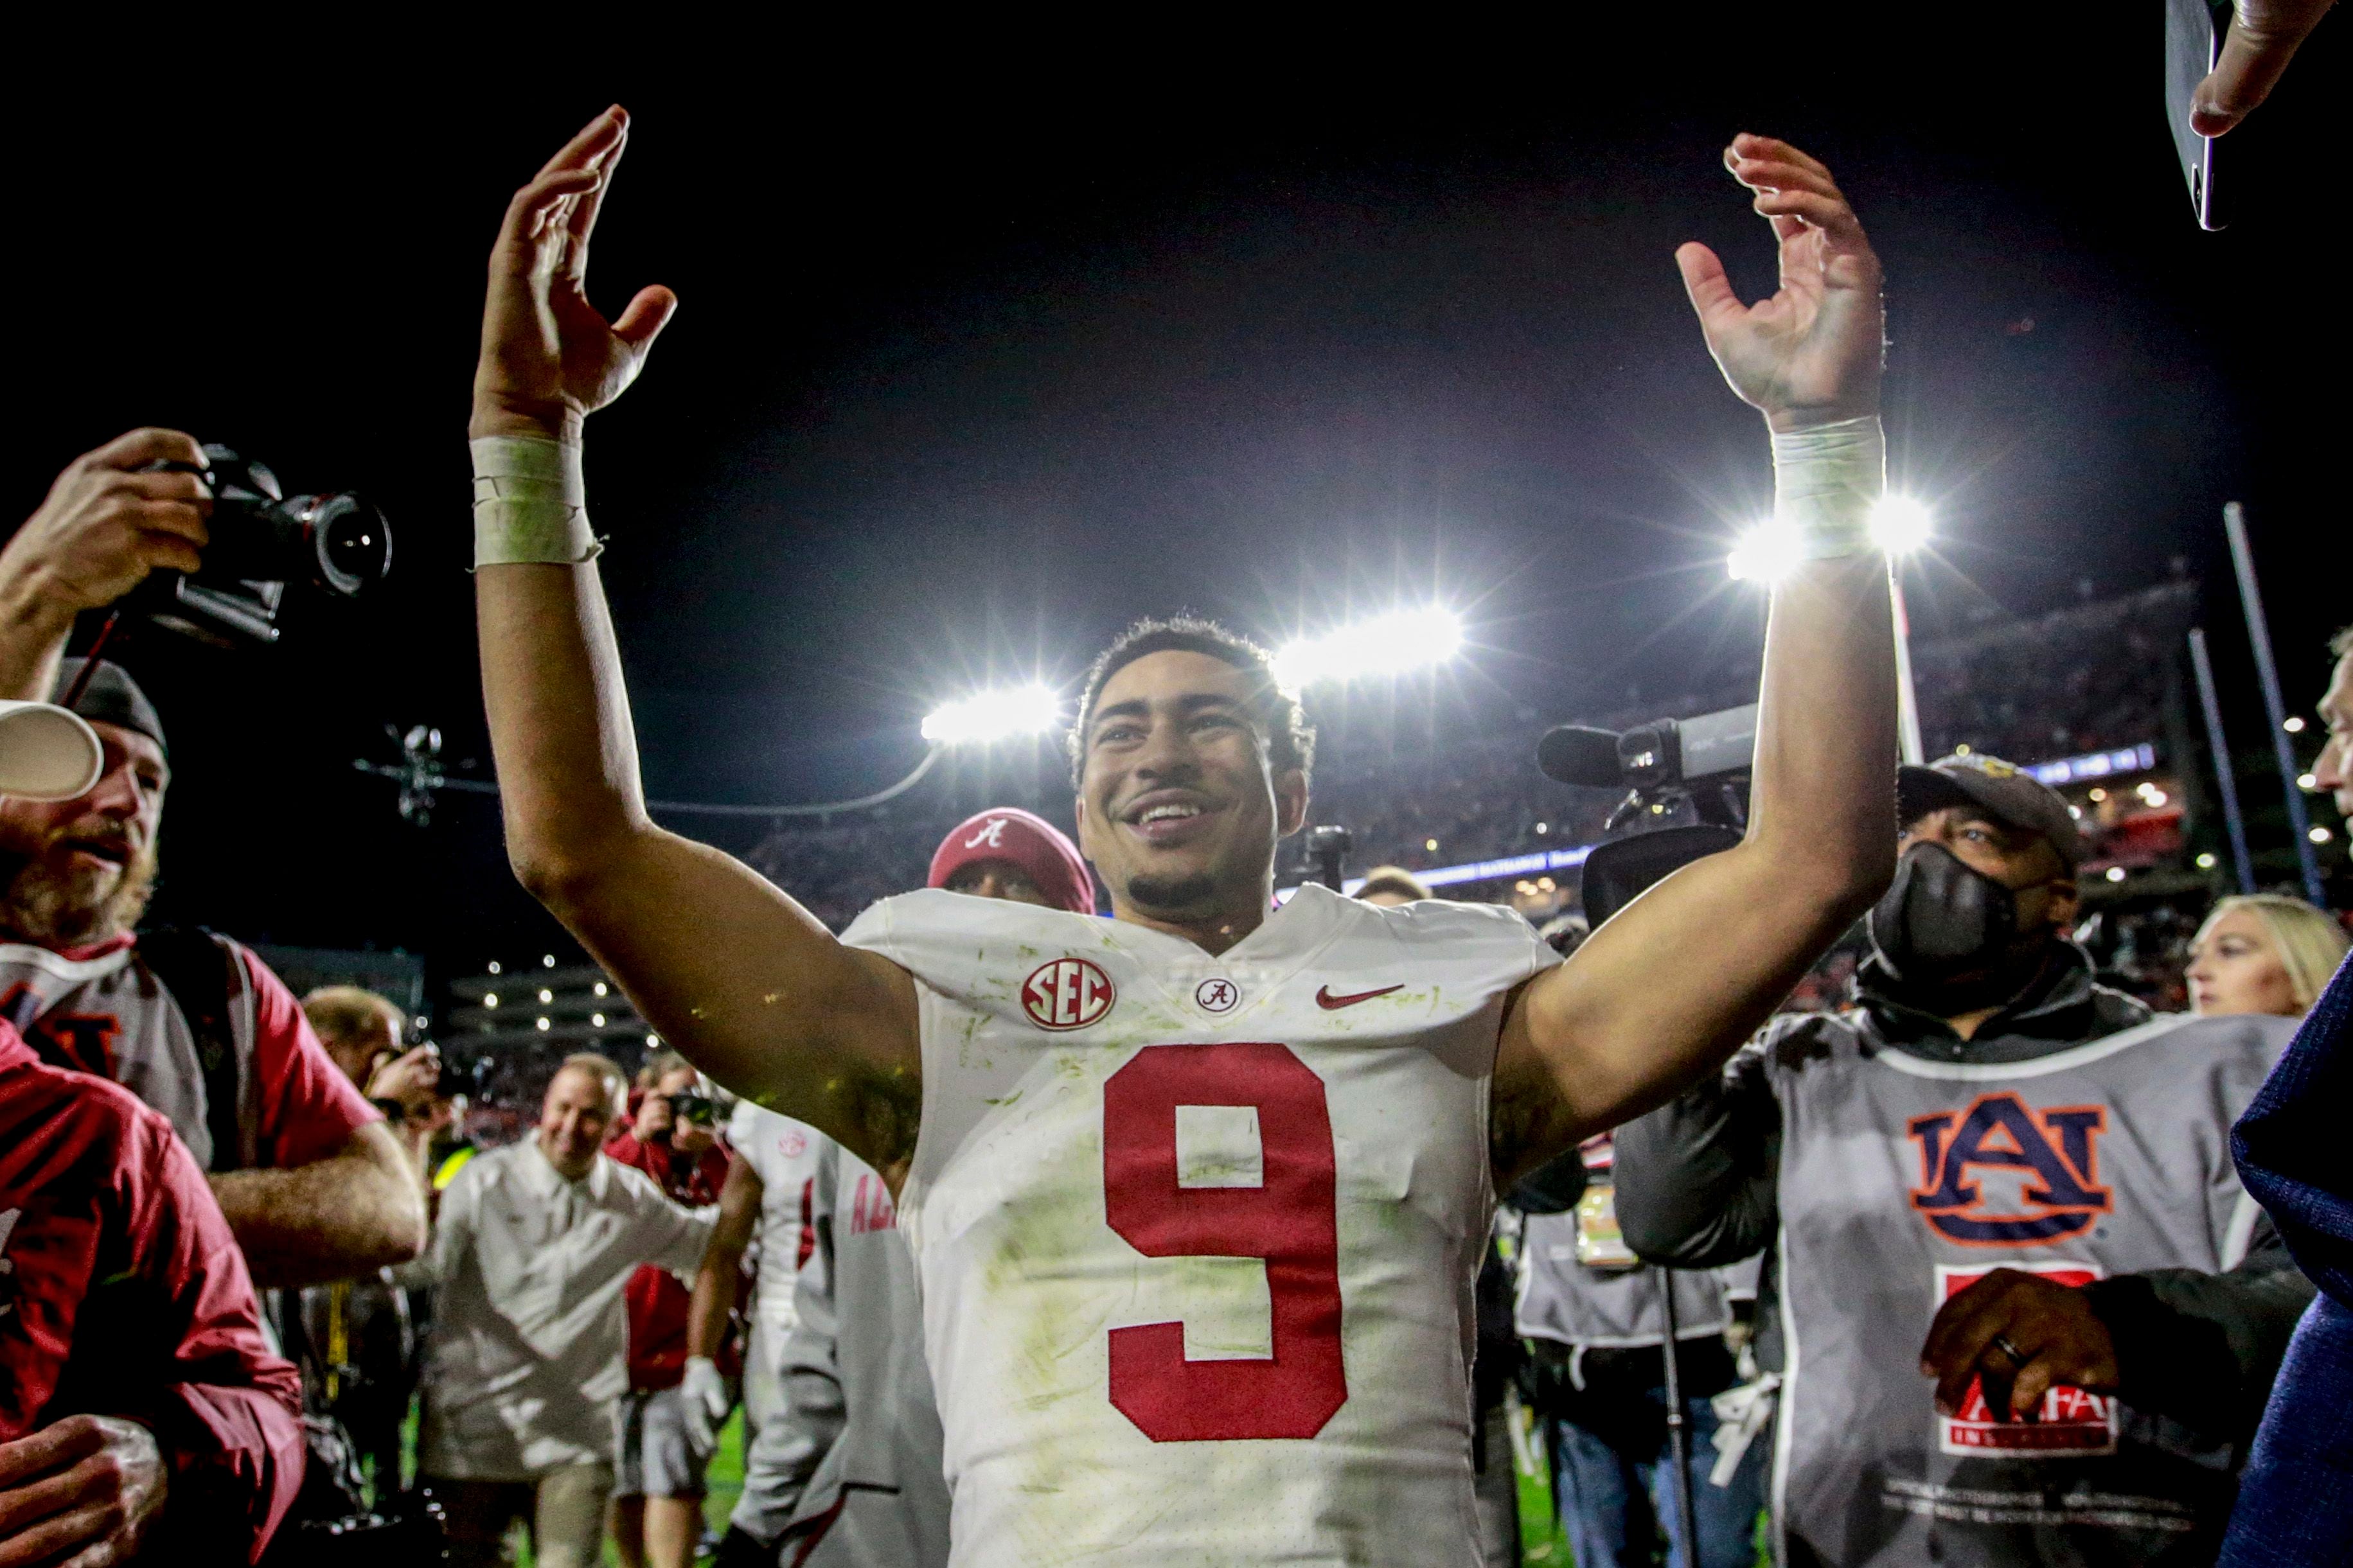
[465,109,1903,1565]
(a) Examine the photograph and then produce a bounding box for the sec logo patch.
[1023,957,1116,1031]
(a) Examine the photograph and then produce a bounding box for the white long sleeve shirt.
[409,1139,716,1479]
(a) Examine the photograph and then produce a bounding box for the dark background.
[4,21,2345,980]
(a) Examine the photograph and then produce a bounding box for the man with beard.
[1615,753,2312,1565]
[465,108,1901,1567]
[0,694,306,1566]
[0,534,423,1286]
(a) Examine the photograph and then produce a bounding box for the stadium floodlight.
[920,683,1061,746]
[1869,495,1933,554]
[1272,608,1465,691]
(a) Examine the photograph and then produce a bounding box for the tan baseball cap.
[0,700,104,800]
[1897,753,2089,867]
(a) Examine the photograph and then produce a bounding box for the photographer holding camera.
[0,429,424,1289]
[601,1053,734,1568]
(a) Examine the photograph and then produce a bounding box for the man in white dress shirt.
[407,1052,718,1568]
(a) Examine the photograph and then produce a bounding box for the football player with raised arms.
[465,107,1899,1565]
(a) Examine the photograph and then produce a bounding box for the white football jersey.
[727,1100,829,1340]
[840,882,1559,1567]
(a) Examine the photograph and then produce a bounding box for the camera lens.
[300,493,394,596]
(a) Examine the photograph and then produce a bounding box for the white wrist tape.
[470,436,600,567]
[1769,414,1883,559]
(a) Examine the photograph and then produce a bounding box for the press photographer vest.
[1763,1008,2293,1567]
[0,928,260,1172]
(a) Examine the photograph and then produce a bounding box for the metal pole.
[2222,503,2325,903]
[1657,1267,1700,1568]
[1891,572,1925,766]
[2189,629,2258,895]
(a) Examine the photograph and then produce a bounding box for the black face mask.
[1868,843,2034,999]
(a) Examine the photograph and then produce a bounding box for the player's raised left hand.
[472,106,678,445]
[1920,1267,2121,1423]
[1675,135,1883,433]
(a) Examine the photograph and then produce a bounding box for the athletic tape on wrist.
[1770,414,1883,559]
[470,436,600,567]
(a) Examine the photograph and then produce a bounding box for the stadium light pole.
[1728,497,1931,764]
[1272,607,1466,691]
[362,683,1064,824]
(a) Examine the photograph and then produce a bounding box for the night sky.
[5,22,2346,980]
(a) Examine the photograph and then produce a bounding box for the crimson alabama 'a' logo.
[1023,957,1116,1031]
[1908,1094,2111,1246]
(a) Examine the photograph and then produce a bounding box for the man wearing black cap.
[0,655,423,1287]
[1613,753,2312,1566]
[0,694,306,1565]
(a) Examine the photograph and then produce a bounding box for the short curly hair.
[1069,615,1316,789]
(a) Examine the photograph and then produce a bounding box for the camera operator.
[305,986,444,1188]
[0,431,425,1289]
[0,696,305,1565]
[601,1053,733,1568]
[402,1052,718,1568]
[297,986,444,1502]
[1614,753,2310,1565]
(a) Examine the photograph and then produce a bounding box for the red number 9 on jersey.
[1102,1041,1347,1441]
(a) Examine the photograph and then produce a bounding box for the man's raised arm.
[1493,136,1898,1181]
[468,108,919,1173]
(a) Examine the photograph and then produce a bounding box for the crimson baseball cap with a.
[1897,752,2088,867]
[0,701,103,800]
[928,807,1095,914]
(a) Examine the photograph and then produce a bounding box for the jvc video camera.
[1538,702,1759,925]
[145,445,393,644]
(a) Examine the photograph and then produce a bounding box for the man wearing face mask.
[1614,752,2311,1567]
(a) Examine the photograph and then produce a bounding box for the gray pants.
[614,1385,711,1500]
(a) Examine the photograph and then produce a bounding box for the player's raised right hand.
[472,106,678,445]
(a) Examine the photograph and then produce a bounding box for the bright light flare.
[920,683,1061,746]
[1730,495,1932,584]
[1869,495,1933,554]
[1727,520,1800,585]
[1272,608,1464,691]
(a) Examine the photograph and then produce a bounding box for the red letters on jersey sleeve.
[237,945,379,1170]
[124,1112,306,1562]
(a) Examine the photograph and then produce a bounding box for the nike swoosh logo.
[1316,983,1403,1010]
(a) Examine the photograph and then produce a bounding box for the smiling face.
[1074,649,1307,938]
[538,1063,620,1180]
[2187,906,2302,1018]
[0,720,167,949]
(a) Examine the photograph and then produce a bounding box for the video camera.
[145,445,393,644]
[1538,702,1757,924]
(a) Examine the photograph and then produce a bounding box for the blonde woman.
[2186,894,2350,1019]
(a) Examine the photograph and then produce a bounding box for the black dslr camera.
[145,445,393,644]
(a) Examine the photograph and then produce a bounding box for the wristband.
[470,436,601,567]
[1769,414,1883,559]
[369,1096,409,1125]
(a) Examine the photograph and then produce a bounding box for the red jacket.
[0,1021,303,1564]
[604,1131,733,1390]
